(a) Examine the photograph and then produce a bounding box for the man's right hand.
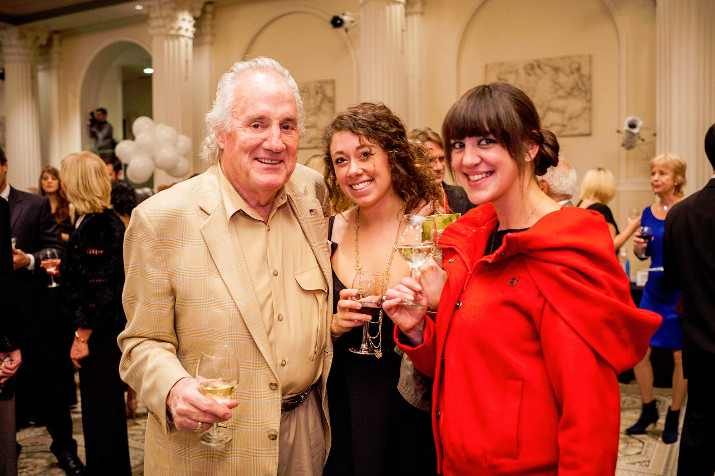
[166,377,238,433]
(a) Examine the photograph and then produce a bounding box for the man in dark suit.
[0,149,85,475]
[663,123,715,476]
[1,197,22,476]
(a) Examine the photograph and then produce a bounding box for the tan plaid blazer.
[119,164,333,475]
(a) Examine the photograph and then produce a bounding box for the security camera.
[330,13,356,31]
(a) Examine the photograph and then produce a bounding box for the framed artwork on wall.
[298,79,335,149]
[485,54,592,136]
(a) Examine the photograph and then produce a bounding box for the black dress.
[324,217,437,476]
[60,210,131,476]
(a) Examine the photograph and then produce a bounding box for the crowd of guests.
[1,55,714,476]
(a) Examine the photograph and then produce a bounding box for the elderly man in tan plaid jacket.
[119,57,333,475]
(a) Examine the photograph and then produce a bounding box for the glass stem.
[361,322,370,350]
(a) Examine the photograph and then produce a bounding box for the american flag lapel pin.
[309,208,319,216]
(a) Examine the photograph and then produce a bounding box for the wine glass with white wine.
[349,271,385,356]
[196,343,240,447]
[396,215,434,307]
[40,248,60,288]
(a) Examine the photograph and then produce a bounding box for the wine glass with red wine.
[639,226,654,257]
[349,271,384,356]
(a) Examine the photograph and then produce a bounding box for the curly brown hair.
[322,102,443,213]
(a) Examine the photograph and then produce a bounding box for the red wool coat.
[397,204,661,475]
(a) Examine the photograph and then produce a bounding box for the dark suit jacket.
[7,186,64,341]
[443,182,476,216]
[663,177,715,377]
[0,198,18,353]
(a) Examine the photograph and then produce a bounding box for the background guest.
[323,103,443,476]
[0,148,83,476]
[578,167,640,250]
[408,127,475,215]
[85,107,115,155]
[663,123,715,474]
[627,153,687,444]
[537,153,577,206]
[38,166,75,243]
[383,82,661,475]
[59,151,131,475]
[1,197,21,476]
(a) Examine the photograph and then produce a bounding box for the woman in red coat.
[383,83,662,475]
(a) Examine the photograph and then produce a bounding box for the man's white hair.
[199,57,304,164]
[539,156,577,199]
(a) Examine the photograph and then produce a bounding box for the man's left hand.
[12,248,30,270]
[0,349,22,383]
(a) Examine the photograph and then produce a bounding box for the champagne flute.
[196,344,240,447]
[397,215,433,307]
[40,248,60,288]
[349,271,384,356]
[629,208,641,221]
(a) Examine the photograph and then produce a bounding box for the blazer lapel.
[286,183,331,289]
[8,187,24,231]
[199,187,278,378]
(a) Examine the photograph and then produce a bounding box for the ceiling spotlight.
[143,68,154,74]
[134,4,144,10]
[330,13,356,31]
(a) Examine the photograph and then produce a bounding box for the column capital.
[0,27,49,64]
[147,0,203,39]
[194,2,215,46]
[406,0,424,15]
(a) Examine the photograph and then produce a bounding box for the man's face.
[424,141,446,184]
[95,111,107,123]
[0,161,7,192]
[216,70,299,210]
[106,163,121,180]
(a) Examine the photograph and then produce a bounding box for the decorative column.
[47,34,63,168]
[359,0,407,119]
[0,28,47,191]
[191,1,214,174]
[404,0,424,130]
[147,0,202,186]
[656,0,715,191]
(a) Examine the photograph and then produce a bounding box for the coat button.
[280,359,287,366]
[448,257,455,263]
[455,301,462,309]
[268,432,278,441]
[509,277,518,286]
[273,270,279,276]
[436,410,441,419]
[277,313,284,321]
[269,382,278,390]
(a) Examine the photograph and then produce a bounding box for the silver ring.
[194,422,203,433]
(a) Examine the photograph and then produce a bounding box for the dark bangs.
[442,83,537,171]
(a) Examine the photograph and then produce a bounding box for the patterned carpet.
[15,382,681,475]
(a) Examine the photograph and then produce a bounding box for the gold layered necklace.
[353,206,402,359]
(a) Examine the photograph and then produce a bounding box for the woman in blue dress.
[627,153,687,444]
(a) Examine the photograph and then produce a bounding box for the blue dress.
[638,206,682,349]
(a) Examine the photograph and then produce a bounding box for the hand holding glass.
[397,215,433,307]
[349,271,384,356]
[40,248,60,288]
[638,225,653,257]
[196,344,240,446]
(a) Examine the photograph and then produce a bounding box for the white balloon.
[155,123,178,147]
[115,140,138,164]
[135,132,158,158]
[175,134,192,156]
[126,155,155,183]
[132,116,155,137]
[155,145,180,170]
[168,156,190,178]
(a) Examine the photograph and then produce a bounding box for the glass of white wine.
[397,215,434,307]
[40,248,60,288]
[196,343,239,447]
